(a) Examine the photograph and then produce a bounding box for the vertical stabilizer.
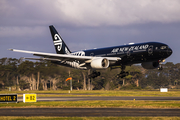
[49,25,71,54]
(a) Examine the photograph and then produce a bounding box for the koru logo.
[54,34,62,51]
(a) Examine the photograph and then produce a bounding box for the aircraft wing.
[9,49,121,63]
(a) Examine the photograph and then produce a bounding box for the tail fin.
[49,25,71,54]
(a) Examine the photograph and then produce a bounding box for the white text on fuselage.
[111,44,149,53]
[71,51,85,56]
[65,61,86,69]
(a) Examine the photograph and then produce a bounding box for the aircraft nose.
[167,47,173,56]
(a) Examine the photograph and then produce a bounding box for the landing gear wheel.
[116,65,129,78]
[117,71,129,78]
[158,66,163,70]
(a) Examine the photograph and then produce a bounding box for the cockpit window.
[160,46,167,50]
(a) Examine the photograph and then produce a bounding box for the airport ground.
[0,90,180,120]
[1,89,180,97]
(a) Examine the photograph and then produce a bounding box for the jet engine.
[141,61,159,69]
[90,58,109,69]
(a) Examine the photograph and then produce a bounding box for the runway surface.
[0,108,180,117]
[18,96,180,102]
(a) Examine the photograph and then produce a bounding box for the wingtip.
[8,49,13,51]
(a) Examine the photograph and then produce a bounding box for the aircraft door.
[90,53,94,56]
[127,51,131,57]
[148,45,153,55]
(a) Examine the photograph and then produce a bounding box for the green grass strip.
[1,90,180,97]
[0,117,180,120]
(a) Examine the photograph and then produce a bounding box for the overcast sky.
[0,0,180,64]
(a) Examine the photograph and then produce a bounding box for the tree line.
[0,58,180,91]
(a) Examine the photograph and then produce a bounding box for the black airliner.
[9,25,173,78]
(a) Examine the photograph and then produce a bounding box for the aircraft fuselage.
[10,25,173,73]
[71,42,172,67]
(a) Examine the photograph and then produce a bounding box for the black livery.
[9,25,173,78]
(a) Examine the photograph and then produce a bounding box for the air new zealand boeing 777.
[9,25,173,78]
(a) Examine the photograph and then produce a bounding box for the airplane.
[9,25,173,78]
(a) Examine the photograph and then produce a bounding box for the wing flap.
[23,57,62,61]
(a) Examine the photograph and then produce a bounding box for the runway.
[18,96,180,102]
[1,96,180,117]
[0,108,180,117]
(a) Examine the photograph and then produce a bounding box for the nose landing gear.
[158,59,165,70]
[158,65,163,70]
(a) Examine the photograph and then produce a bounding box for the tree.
[18,61,36,90]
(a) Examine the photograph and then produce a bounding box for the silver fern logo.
[54,34,62,51]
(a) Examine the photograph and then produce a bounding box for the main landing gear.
[88,70,101,79]
[116,66,129,78]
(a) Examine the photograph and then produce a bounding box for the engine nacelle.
[141,62,159,69]
[90,58,109,69]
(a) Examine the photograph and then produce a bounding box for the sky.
[0,0,180,64]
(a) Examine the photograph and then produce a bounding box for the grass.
[0,117,180,120]
[0,90,180,119]
[1,90,180,109]
[0,100,180,108]
[1,90,180,97]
